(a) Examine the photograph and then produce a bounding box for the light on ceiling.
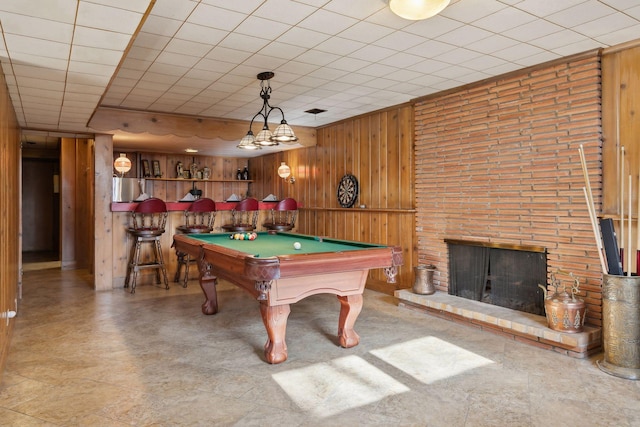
[114,153,132,177]
[278,162,295,184]
[389,0,450,20]
[238,72,298,150]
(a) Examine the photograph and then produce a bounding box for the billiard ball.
[293,242,301,250]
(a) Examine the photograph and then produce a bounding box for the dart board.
[337,174,358,208]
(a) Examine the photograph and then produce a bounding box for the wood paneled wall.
[601,41,640,273]
[0,66,21,383]
[249,105,416,292]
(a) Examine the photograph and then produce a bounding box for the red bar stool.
[263,198,297,232]
[124,198,169,293]
[173,198,216,287]
[221,197,259,232]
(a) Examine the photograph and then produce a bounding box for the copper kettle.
[539,270,586,333]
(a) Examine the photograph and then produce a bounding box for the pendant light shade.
[114,153,132,177]
[389,0,450,20]
[238,72,298,150]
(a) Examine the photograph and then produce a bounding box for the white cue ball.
[293,242,301,250]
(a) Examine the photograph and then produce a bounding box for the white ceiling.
[2,0,640,157]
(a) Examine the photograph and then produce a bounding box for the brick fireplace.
[400,50,604,356]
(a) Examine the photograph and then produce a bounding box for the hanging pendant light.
[389,0,450,20]
[238,72,298,150]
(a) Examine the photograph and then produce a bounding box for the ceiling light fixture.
[238,72,298,150]
[113,153,132,177]
[389,0,450,20]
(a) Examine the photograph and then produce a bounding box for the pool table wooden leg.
[260,303,290,364]
[337,294,363,348]
[197,254,218,315]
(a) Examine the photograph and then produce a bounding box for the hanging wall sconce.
[114,153,132,177]
[278,162,295,184]
[238,72,298,150]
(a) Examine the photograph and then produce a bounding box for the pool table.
[172,231,403,364]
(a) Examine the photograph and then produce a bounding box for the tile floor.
[1,268,639,426]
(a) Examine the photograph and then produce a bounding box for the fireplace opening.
[446,240,546,316]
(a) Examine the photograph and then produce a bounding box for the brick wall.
[414,51,604,326]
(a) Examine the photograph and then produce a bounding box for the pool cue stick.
[637,173,640,275]
[583,187,608,273]
[629,175,632,276]
[579,145,607,272]
[620,146,625,270]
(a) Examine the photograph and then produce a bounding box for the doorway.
[22,156,61,270]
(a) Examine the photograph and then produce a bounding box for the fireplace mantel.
[444,239,546,254]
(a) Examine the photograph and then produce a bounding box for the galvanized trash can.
[413,265,436,295]
[597,274,640,380]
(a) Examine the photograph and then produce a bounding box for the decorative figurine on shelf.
[190,163,198,180]
[242,166,249,180]
[236,169,242,180]
[176,161,184,179]
[203,167,211,180]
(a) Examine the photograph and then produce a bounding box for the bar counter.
[111,200,278,212]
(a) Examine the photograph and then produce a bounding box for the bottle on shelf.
[242,166,249,180]
[236,169,242,180]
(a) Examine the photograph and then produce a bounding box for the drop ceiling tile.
[407,59,450,74]
[254,0,316,25]
[71,46,124,65]
[140,72,182,85]
[276,27,330,48]
[358,63,400,78]
[433,47,483,65]
[8,52,68,70]
[154,51,200,68]
[406,40,456,58]
[187,4,246,31]
[66,72,110,86]
[431,65,475,79]
[200,0,264,14]
[147,62,191,77]
[466,34,520,54]
[379,52,425,68]
[514,0,588,18]
[130,32,171,50]
[386,69,425,83]
[501,19,564,42]
[74,26,131,50]
[120,57,153,71]
[174,23,227,45]
[436,25,494,46]
[288,49,338,67]
[218,33,271,53]
[338,21,395,44]
[472,7,538,33]
[327,56,371,72]
[66,82,108,95]
[0,1,76,23]
[460,55,509,71]
[601,0,640,9]
[350,45,396,62]
[297,9,358,35]
[12,65,66,82]
[68,61,117,76]
[595,23,640,46]
[403,15,464,39]
[149,0,197,20]
[374,31,425,51]
[116,68,146,80]
[442,0,508,23]
[260,42,309,60]
[5,34,69,60]
[76,2,143,34]
[324,0,387,20]
[621,5,640,19]
[0,12,73,43]
[164,38,212,58]
[492,43,545,62]
[235,16,292,40]
[550,39,601,57]
[573,12,638,38]
[193,59,236,75]
[514,51,561,67]
[546,0,616,27]
[17,76,65,91]
[530,30,590,50]
[242,53,290,70]
[138,15,183,37]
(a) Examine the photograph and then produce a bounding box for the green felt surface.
[185,232,385,258]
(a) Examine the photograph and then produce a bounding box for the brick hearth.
[395,289,601,358]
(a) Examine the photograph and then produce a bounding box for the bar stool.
[174,198,216,287]
[221,197,259,232]
[263,198,297,232]
[124,198,169,293]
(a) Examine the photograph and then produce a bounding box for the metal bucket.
[597,274,640,380]
[413,265,435,295]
